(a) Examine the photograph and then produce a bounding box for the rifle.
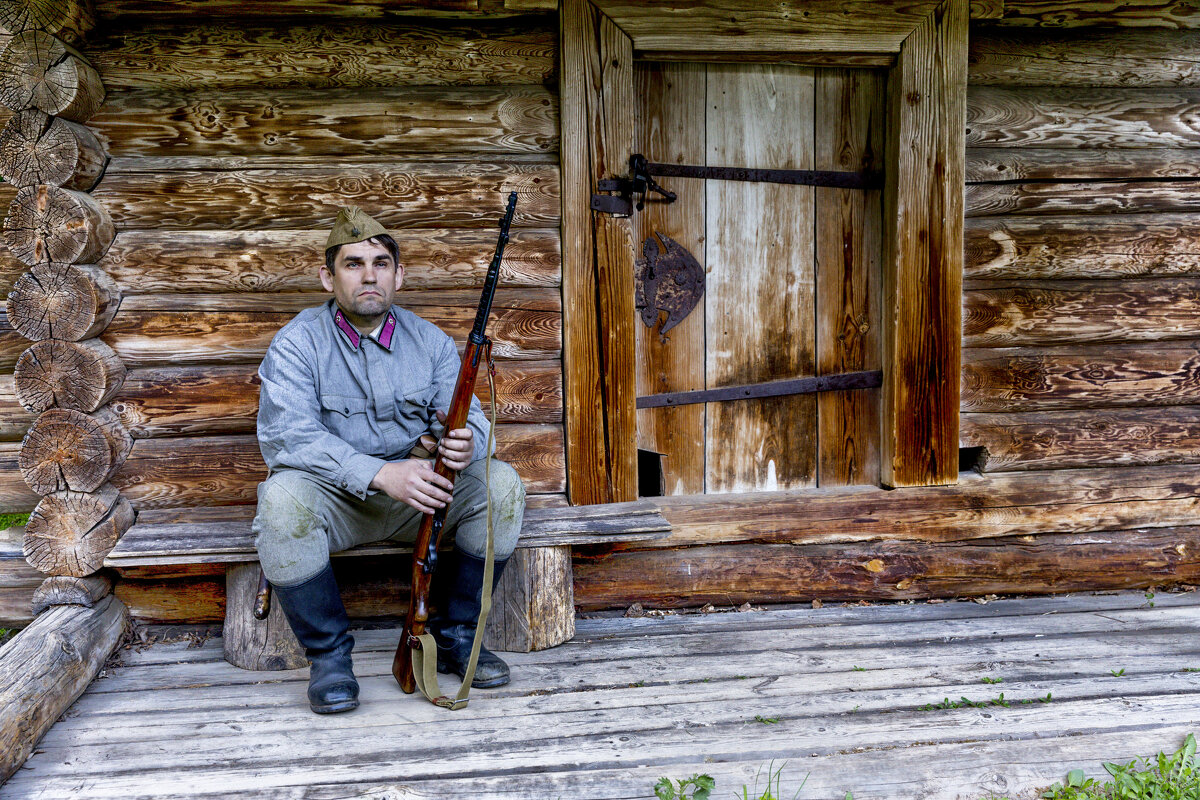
[392,191,518,703]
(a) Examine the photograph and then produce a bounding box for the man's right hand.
[369,460,454,514]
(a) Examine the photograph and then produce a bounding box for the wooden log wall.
[0,0,562,623]
[0,1,133,630]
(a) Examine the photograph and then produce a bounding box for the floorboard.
[5,591,1199,800]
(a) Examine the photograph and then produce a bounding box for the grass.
[0,512,29,529]
[1039,734,1199,799]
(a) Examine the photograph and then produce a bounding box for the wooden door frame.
[561,0,967,504]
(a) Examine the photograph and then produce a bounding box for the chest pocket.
[398,381,435,427]
[319,393,370,443]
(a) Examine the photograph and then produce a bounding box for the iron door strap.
[636,370,882,409]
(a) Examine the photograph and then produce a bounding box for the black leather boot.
[430,551,511,688]
[271,563,360,714]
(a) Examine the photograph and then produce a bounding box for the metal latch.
[590,154,678,217]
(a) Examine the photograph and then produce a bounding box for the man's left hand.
[419,410,473,471]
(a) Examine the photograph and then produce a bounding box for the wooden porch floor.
[5,591,1200,800]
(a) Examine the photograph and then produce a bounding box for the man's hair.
[324,234,400,274]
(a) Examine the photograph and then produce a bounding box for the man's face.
[320,238,402,321]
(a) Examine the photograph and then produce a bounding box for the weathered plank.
[573,526,1200,608]
[967,147,1200,181]
[705,63,817,494]
[969,27,1200,86]
[967,181,1200,216]
[0,537,42,626]
[964,277,1200,347]
[85,17,555,89]
[91,86,557,157]
[816,67,884,487]
[968,87,1200,148]
[0,595,129,782]
[965,214,1200,280]
[996,1,1200,28]
[961,340,1200,412]
[633,60,706,496]
[87,161,560,230]
[961,406,1200,471]
[880,0,967,486]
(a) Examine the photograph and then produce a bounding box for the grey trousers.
[253,458,526,587]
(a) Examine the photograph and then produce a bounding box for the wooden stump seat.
[104,502,670,670]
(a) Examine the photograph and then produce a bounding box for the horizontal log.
[0,29,105,122]
[86,1,526,19]
[592,463,1200,549]
[967,87,1200,148]
[30,574,113,616]
[966,181,1200,217]
[1,427,565,511]
[88,161,559,230]
[969,27,1200,86]
[0,549,44,626]
[0,228,559,297]
[90,85,557,158]
[0,358,561,440]
[571,526,1200,609]
[0,594,128,782]
[85,17,554,90]
[995,2,1200,28]
[965,214,1200,280]
[116,287,561,313]
[964,277,1200,347]
[962,340,1200,412]
[966,148,1200,182]
[962,406,1200,471]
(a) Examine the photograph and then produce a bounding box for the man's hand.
[418,410,474,472]
[369,460,454,515]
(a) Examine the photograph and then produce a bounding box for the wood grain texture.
[966,181,1200,217]
[966,148,1200,182]
[90,85,557,158]
[816,68,884,487]
[968,87,1200,148]
[705,63,816,494]
[969,27,1200,87]
[24,485,134,577]
[85,17,554,90]
[0,228,561,297]
[115,287,561,313]
[964,277,1200,347]
[633,61,706,496]
[30,573,113,616]
[996,1,1200,28]
[572,527,1200,608]
[591,0,940,54]
[482,544,575,652]
[0,29,105,122]
[965,214,1200,280]
[0,109,108,190]
[961,406,1200,471]
[0,0,96,47]
[962,341,1200,412]
[0,595,128,782]
[604,463,1200,549]
[880,0,967,486]
[560,0,614,505]
[87,161,559,231]
[222,562,305,671]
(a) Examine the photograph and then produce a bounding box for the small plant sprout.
[852,666,866,672]
[654,773,714,800]
[1110,668,1126,677]
[1144,591,1156,608]
[736,761,807,800]
[982,676,1004,684]
[754,715,781,725]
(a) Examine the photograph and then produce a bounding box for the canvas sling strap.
[410,342,499,710]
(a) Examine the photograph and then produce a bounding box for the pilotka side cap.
[326,206,390,250]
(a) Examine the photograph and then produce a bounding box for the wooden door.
[634,62,884,495]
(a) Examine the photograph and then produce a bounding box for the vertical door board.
[816,69,885,487]
[634,62,707,496]
[704,64,817,494]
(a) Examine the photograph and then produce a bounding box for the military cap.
[326,206,389,250]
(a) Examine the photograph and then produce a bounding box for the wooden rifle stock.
[393,192,517,695]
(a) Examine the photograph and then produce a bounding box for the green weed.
[1040,733,1198,799]
[982,676,1004,684]
[1110,669,1126,677]
[754,715,781,725]
[736,761,808,800]
[654,774,714,800]
[0,512,29,529]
